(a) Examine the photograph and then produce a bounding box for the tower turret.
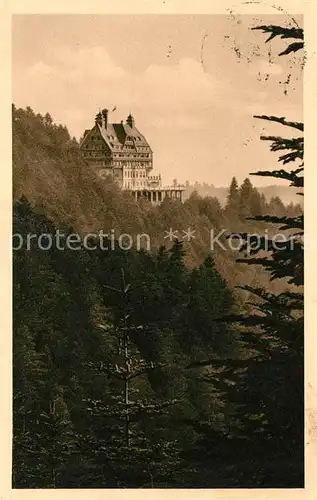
[126,113,135,128]
[101,108,108,128]
[95,111,102,126]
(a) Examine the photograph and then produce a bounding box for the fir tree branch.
[251,25,303,44]
[279,42,304,56]
[250,169,303,187]
[253,115,303,132]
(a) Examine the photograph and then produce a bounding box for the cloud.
[149,113,202,131]
[137,58,227,112]
[15,47,228,136]
[53,46,127,79]
[26,46,126,85]
[28,61,57,78]
[17,46,287,137]
[12,44,302,185]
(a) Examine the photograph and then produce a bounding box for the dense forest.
[12,24,304,488]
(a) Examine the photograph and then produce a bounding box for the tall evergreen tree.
[225,22,304,486]
[186,22,304,487]
[238,177,254,219]
[225,177,240,214]
[83,269,181,488]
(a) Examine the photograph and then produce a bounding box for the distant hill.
[184,182,303,207]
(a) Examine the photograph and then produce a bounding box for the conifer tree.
[186,22,304,487]
[225,177,239,214]
[249,187,263,217]
[83,269,181,488]
[224,22,304,485]
[238,177,254,219]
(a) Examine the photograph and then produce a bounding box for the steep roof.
[80,113,153,154]
[97,122,152,152]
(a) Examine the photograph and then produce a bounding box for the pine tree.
[238,177,254,219]
[225,177,239,214]
[224,22,304,486]
[12,198,105,488]
[249,187,263,217]
[185,255,234,354]
[186,22,304,487]
[83,269,181,488]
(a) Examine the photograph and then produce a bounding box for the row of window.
[134,191,162,202]
[91,133,147,145]
[86,148,150,158]
[122,161,150,167]
[124,170,147,178]
[91,135,104,141]
[84,151,109,157]
[126,136,143,141]
[86,144,104,150]
[114,153,150,159]
[85,158,151,170]
[86,141,150,157]
[124,181,146,189]
[92,134,144,142]
[85,150,148,162]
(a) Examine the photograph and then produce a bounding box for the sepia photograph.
[11,10,305,489]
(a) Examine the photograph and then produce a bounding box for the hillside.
[12,105,302,300]
[12,104,303,488]
[11,11,304,489]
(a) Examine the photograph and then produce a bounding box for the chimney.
[101,108,108,128]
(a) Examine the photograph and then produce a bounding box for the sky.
[12,14,303,186]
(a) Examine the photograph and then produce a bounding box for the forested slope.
[12,101,303,487]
